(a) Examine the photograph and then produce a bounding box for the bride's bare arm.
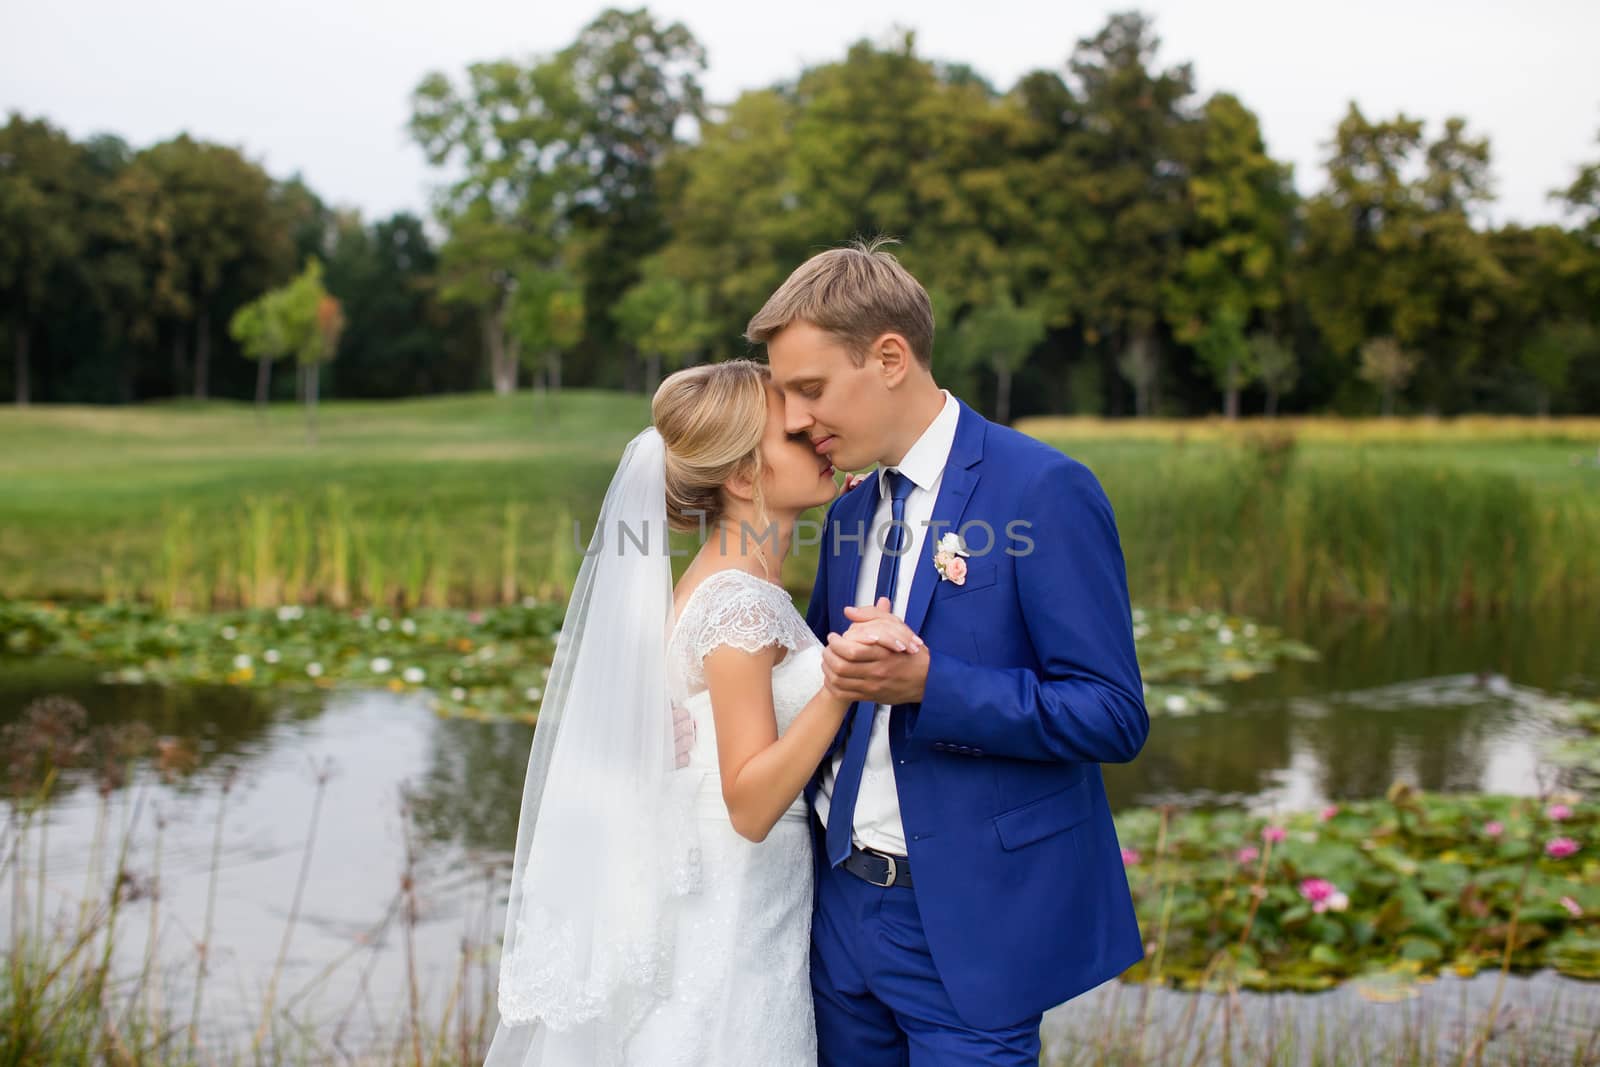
[702,645,850,843]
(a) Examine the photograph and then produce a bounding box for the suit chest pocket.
[933,557,998,600]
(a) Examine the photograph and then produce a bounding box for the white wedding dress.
[623,567,822,1066]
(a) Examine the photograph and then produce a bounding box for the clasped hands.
[671,598,929,769]
[822,597,929,707]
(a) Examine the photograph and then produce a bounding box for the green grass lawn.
[3,393,1598,612]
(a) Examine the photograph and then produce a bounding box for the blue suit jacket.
[805,399,1148,1029]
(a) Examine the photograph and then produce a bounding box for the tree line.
[3,9,1598,419]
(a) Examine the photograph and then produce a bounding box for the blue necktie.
[827,469,917,868]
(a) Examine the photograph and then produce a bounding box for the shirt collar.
[879,391,959,499]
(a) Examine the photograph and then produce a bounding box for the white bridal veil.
[484,426,699,1067]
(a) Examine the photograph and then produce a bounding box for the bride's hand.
[841,598,923,654]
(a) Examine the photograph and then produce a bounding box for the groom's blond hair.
[745,237,935,368]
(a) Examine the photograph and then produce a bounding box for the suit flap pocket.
[935,557,997,598]
[993,779,1093,850]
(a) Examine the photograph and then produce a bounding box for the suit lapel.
[903,402,987,636]
[831,470,879,630]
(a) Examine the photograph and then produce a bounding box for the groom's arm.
[913,456,1148,765]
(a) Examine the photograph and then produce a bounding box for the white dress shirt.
[814,390,960,856]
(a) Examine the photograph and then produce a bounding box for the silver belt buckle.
[875,851,898,888]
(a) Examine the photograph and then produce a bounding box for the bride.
[484,359,917,1066]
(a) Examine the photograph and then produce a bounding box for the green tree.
[228,259,341,440]
[511,263,585,401]
[0,115,90,406]
[90,149,189,402]
[228,286,291,411]
[1357,336,1418,415]
[613,260,711,396]
[1066,13,1200,415]
[1192,306,1253,419]
[1249,332,1298,416]
[1165,93,1294,418]
[410,53,582,393]
[1522,320,1598,416]
[1299,108,1506,411]
[1555,127,1600,244]
[306,290,345,443]
[136,135,293,399]
[559,9,706,373]
[655,88,802,360]
[950,293,1046,425]
[323,212,461,398]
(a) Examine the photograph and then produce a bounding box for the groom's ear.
[873,332,915,388]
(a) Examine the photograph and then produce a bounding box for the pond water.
[2,608,1596,1055]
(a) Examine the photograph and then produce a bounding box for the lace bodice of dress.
[667,570,824,789]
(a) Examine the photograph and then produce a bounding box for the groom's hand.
[823,599,930,705]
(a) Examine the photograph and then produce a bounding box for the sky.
[4,0,1597,228]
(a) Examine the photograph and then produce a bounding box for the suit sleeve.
[911,457,1149,764]
[804,498,839,643]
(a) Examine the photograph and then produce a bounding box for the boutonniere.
[842,472,868,492]
[932,532,969,585]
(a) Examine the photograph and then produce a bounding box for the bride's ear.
[723,465,757,504]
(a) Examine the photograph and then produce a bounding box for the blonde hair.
[652,360,771,534]
[745,237,935,367]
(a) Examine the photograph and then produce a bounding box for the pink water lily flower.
[1545,837,1579,860]
[1120,847,1140,866]
[1484,820,1504,838]
[1320,804,1340,821]
[1546,803,1573,821]
[1299,878,1350,914]
[1261,825,1287,844]
[1561,896,1582,918]
[1236,846,1259,864]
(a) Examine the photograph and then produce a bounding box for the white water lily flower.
[400,619,417,636]
[376,618,392,632]
[451,687,467,701]
[306,662,324,679]
[276,605,304,622]
[264,649,281,664]
[1176,619,1192,632]
[232,654,253,670]
[220,625,239,641]
[525,687,543,702]
[1163,694,1189,714]
[370,657,393,674]
[522,595,538,608]
[1217,628,1234,645]
[1328,892,1350,913]
[402,667,426,684]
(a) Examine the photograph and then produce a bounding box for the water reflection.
[1100,608,1597,812]
[408,714,534,854]
[0,658,318,804]
[0,609,1594,1047]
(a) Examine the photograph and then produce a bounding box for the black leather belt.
[843,844,913,889]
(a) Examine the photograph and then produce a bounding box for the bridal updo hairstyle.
[652,360,771,534]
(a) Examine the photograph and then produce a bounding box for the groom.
[747,240,1149,1065]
